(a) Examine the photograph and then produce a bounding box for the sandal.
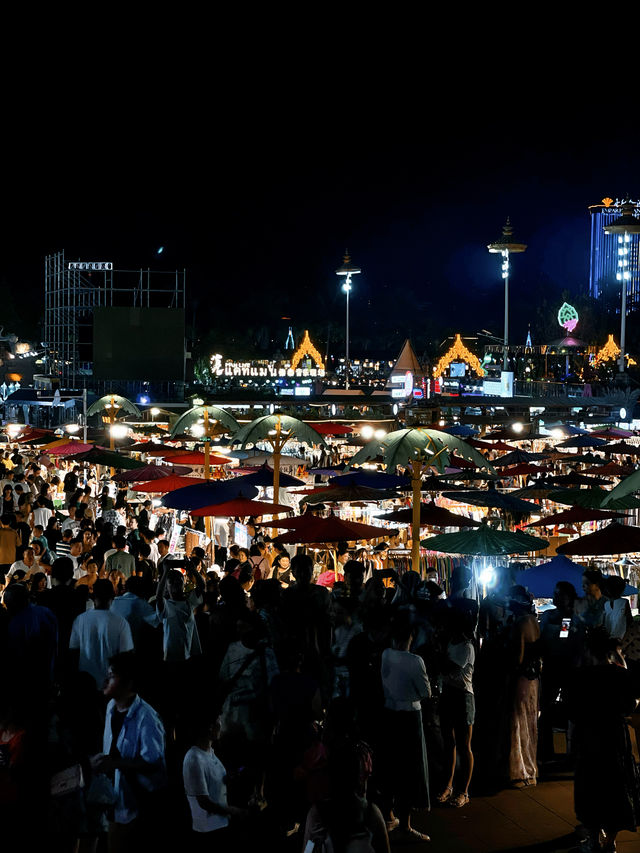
[386,818,400,832]
[435,785,453,804]
[392,828,431,844]
[449,792,469,808]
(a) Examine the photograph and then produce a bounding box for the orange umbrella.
[167,451,232,465]
[132,475,205,492]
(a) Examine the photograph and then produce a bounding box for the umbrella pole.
[411,460,422,574]
[203,408,214,561]
[272,416,282,507]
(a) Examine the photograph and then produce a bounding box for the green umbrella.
[552,487,640,510]
[230,415,326,506]
[87,394,141,418]
[421,522,549,555]
[348,427,494,573]
[169,405,239,439]
[601,469,640,507]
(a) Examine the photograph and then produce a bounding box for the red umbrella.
[15,427,55,443]
[48,441,94,456]
[375,503,481,528]
[591,427,634,438]
[133,475,205,492]
[114,464,194,483]
[468,439,516,451]
[167,451,232,465]
[603,442,640,457]
[445,454,477,469]
[526,507,628,527]
[583,463,632,476]
[273,514,396,545]
[557,522,640,555]
[191,497,291,517]
[304,422,353,435]
[133,442,184,456]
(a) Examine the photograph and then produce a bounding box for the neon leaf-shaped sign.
[557,302,579,333]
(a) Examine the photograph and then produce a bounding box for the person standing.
[93,651,167,853]
[0,515,18,575]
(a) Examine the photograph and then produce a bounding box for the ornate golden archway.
[433,334,484,378]
[290,330,325,371]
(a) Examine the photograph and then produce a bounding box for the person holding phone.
[538,582,579,762]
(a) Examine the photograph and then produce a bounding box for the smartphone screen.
[560,617,571,638]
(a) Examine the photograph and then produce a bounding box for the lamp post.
[335,251,361,390]
[603,201,640,374]
[488,219,527,372]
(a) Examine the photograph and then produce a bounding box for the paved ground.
[399,768,640,853]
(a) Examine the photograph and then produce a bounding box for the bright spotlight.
[478,567,496,587]
[551,428,564,440]
[374,429,387,441]
[361,425,375,440]
[66,423,80,434]
[191,424,205,437]
[150,407,161,417]
[512,422,524,433]
[110,424,129,439]
[620,408,627,421]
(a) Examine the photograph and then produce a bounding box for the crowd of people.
[0,443,639,853]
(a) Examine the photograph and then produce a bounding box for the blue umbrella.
[235,462,305,487]
[162,479,259,510]
[441,424,479,437]
[516,554,638,598]
[556,435,608,448]
[328,471,411,489]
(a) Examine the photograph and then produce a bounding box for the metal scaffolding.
[44,251,186,389]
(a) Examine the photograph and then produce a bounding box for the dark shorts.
[440,687,475,728]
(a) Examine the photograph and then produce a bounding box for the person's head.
[83,556,99,576]
[553,581,577,612]
[10,569,27,584]
[93,578,115,608]
[337,542,350,565]
[3,485,13,498]
[583,626,618,666]
[67,506,76,519]
[104,651,139,701]
[237,548,249,564]
[582,569,604,600]
[114,534,127,551]
[249,543,262,558]
[236,609,267,649]
[167,569,185,599]
[0,514,11,528]
[508,584,533,615]
[137,542,151,560]
[604,575,627,600]
[124,575,145,597]
[21,547,35,568]
[69,538,83,557]
[291,553,313,584]
[158,539,170,557]
[33,525,44,539]
[228,544,240,560]
[61,528,74,543]
[51,557,74,586]
[390,611,414,650]
[3,582,29,614]
[275,553,291,573]
[29,571,47,594]
[450,565,472,596]
[82,528,95,544]
[224,557,240,575]
[238,565,254,591]
[343,560,365,594]
[32,541,46,557]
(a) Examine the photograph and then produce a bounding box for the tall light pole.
[604,201,640,374]
[335,250,361,390]
[488,218,527,372]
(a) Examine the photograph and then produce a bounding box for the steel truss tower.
[44,251,186,389]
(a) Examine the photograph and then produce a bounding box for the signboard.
[404,371,414,398]
[234,522,250,549]
[68,262,113,271]
[210,353,325,379]
[168,525,181,555]
[450,362,467,378]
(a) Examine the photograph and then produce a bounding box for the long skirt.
[382,708,430,811]
[509,676,539,783]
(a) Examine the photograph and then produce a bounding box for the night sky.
[3,74,640,361]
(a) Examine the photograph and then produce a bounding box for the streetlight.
[488,218,527,373]
[604,201,640,374]
[336,250,361,390]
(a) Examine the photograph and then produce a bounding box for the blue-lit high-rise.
[589,197,640,310]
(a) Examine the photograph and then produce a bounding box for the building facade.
[589,197,640,309]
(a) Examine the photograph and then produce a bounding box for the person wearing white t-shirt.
[183,716,246,843]
[69,579,134,688]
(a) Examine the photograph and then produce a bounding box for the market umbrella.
[166,451,232,466]
[552,488,640,510]
[442,489,540,515]
[555,452,606,464]
[440,424,479,437]
[511,484,564,499]
[583,463,632,476]
[46,440,95,456]
[421,522,549,555]
[555,435,609,449]
[526,507,628,527]
[375,503,481,527]
[231,462,305,488]
[604,442,640,457]
[87,394,141,418]
[65,446,146,469]
[446,454,478,469]
[169,405,239,439]
[304,422,353,435]
[328,471,410,489]
[161,479,260,510]
[301,485,400,505]
[437,471,501,482]
[495,450,550,466]
[516,555,592,598]
[113,464,194,483]
[14,427,55,443]
[273,514,396,545]
[602,470,640,507]
[129,441,182,454]
[133,475,205,492]
[551,471,612,487]
[191,497,291,517]
[468,439,516,451]
[485,428,547,441]
[498,463,553,477]
[557,522,640,556]
[591,427,634,438]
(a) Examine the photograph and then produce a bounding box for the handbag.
[50,763,85,797]
[85,772,118,807]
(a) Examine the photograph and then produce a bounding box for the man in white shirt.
[69,579,134,688]
[33,498,53,531]
[183,716,245,840]
[61,506,80,537]
[69,539,85,578]
[7,547,36,578]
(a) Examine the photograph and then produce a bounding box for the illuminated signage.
[68,262,113,271]
[210,353,325,379]
[557,302,579,333]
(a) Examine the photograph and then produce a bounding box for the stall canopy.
[161,480,260,510]
[515,555,639,598]
[273,515,396,545]
[557,522,640,556]
[375,503,481,528]
[421,523,549,555]
[526,507,628,527]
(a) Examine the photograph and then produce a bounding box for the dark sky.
[3,62,639,358]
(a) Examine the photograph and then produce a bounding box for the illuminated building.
[589,197,640,311]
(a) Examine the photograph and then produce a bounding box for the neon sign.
[557,302,579,333]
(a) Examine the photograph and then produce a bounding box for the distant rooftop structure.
[588,197,640,310]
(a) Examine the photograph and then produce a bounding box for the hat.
[373,541,389,552]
